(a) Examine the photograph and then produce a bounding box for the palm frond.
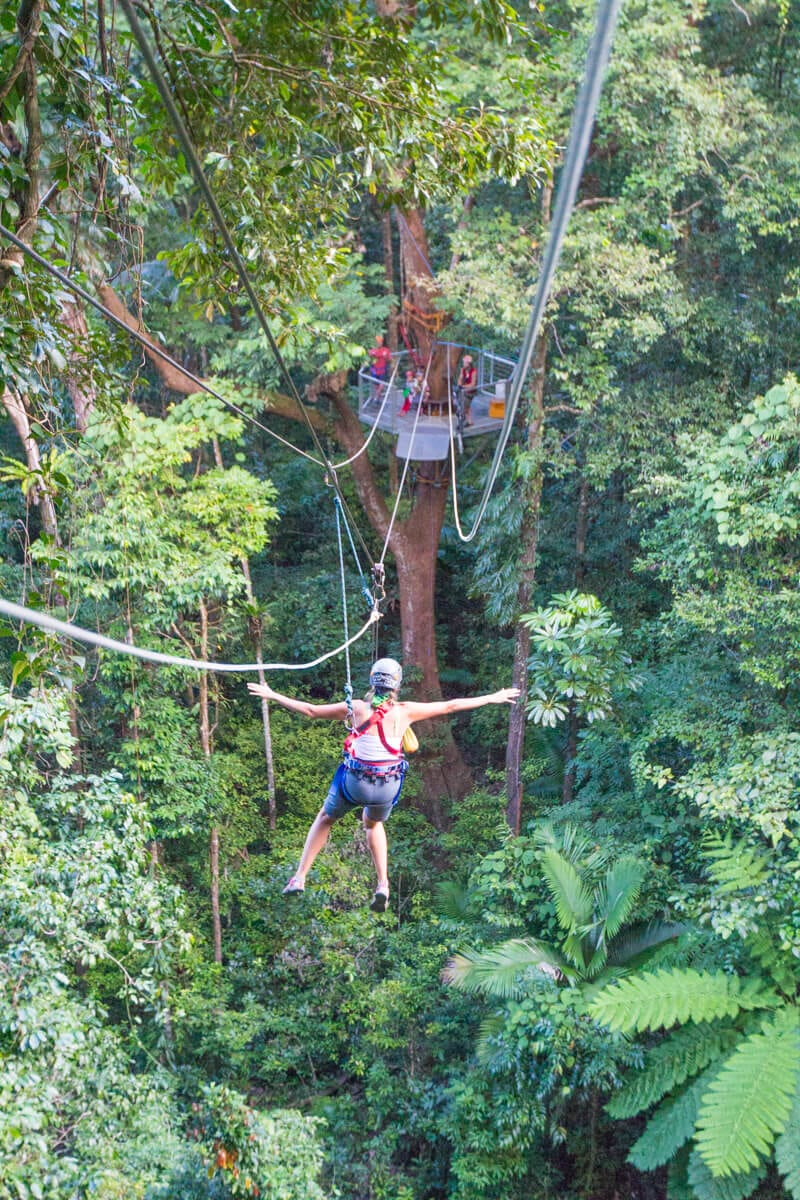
[476,1013,507,1066]
[435,879,473,920]
[598,856,647,941]
[442,937,572,999]
[539,846,593,933]
[607,920,687,968]
[695,1013,800,1177]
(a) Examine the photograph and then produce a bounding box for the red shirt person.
[457,354,478,425]
[368,333,392,382]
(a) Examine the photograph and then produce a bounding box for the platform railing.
[356,343,516,422]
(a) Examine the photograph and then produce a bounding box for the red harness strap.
[343,703,402,759]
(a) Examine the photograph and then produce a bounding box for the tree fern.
[607,1023,736,1119]
[628,1075,708,1170]
[687,1149,765,1200]
[774,1077,800,1200]
[589,969,779,1033]
[695,1013,800,1176]
[539,846,593,933]
[442,937,572,998]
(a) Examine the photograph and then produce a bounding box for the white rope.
[0,597,381,675]
[378,351,434,565]
[331,358,401,469]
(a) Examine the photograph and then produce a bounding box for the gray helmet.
[370,657,403,693]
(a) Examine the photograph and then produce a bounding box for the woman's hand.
[493,687,521,705]
[247,681,276,701]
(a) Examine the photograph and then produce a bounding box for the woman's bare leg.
[363,816,389,892]
[293,808,336,881]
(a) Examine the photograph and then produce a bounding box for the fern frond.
[695,1013,800,1177]
[775,1076,800,1199]
[589,969,779,1033]
[687,1149,765,1200]
[702,832,770,895]
[607,1023,737,1119]
[442,938,571,999]
[628,1075,706,1170]
[598,856,646,941]
[607,919,686,969]
[539,846,592,933]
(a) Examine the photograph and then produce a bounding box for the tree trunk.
[210,435,277,830]
[562,700,578,806]
[241,558,276,829]
[381,210,399,351]
[1,386,59,541]
[563,477,590,804]
[61,299,97,432]
[209,825,222,965]
[198,598,222,964]
[504,180,552,834]
[575,475,589,587]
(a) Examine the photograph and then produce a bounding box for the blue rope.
[334,497,355,728]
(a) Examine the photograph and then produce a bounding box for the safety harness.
[342,703,408,784]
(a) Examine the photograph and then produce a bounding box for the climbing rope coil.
[0,0,623,674]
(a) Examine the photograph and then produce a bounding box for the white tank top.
[348,706,403,762]
[353,728,402,762]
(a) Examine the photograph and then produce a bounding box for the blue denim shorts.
[323,763,403,823]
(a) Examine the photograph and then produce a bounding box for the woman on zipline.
[248,659,519,912]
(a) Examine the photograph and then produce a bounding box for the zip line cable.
[447,0,623,542]
[334,498,355,727]
[0,597,381,675]
[117,0,373,566]
[330,357,401,470]
[0,224,325,466]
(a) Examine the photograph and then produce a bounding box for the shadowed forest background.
[2,0,800,1197]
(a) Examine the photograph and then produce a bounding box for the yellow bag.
[402,725,419,754]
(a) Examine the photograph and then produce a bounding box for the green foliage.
[196,1084,327,1200]
[628,1074,709,1171]
[590,969,778,1033]
[685,1151,766,1200]
[775,1081,800,1200]
[607,1023,737,1120]
[694,1011,800,1178]
[523,592,640,728]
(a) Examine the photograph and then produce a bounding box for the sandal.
[370,887,389,913]
[282,876,305,896]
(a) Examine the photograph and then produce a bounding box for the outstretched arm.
[247,681,349,721]
[403,687,520,723]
